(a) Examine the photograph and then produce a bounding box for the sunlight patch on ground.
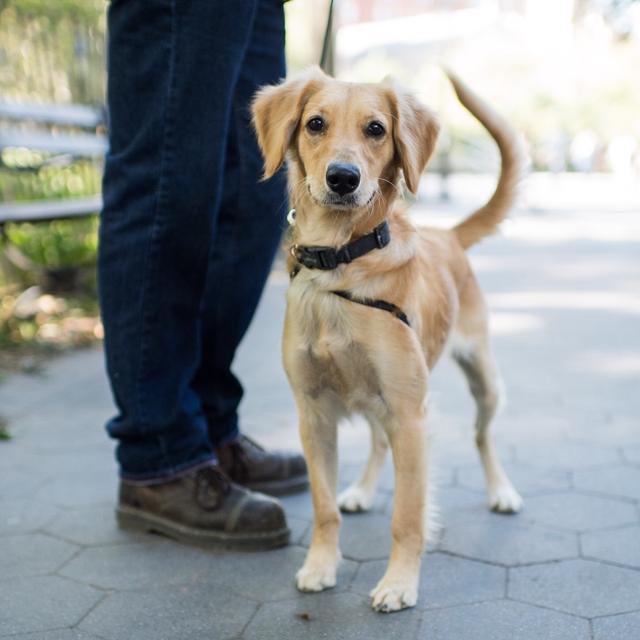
[412,209,640,244]
[488,290,640,316]
[503,212,640,244]
[489,312,544,335]
[571,351,640,377]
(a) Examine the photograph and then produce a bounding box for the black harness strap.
[331,290,411,327]
[289,218,411,328]
[291,220,390,271]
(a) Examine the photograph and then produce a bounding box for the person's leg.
[99,0,260,480]
[190,0,288,446]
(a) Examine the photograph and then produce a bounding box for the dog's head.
[252,67,440,218]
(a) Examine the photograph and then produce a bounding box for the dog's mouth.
[308,184,376,210]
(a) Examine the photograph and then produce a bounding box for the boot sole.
[244,475,309,497]
[116,505,290,551]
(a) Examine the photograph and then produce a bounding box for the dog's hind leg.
[452,281,523,513]
[338,416,388,513]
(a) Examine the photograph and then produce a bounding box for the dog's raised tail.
[445,70,528,250]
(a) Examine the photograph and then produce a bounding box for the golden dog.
[251,67,526,612]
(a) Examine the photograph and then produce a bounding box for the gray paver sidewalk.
[1,206,639,639]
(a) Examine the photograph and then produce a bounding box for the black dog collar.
[288,219,410,327]
[290,220,390,271]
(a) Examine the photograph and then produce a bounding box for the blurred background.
[0,0,639,372]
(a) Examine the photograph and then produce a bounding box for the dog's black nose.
[326,163,360,196]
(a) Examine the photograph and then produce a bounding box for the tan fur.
[252,67,525,613]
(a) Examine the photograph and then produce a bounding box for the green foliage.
[0,418,10,440]
[0,155,102,202]
[0,152,101,271]
[5,217,99,270]
[0,0,103,22]
[0,1,105,104]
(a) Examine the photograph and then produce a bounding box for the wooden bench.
[0,195,103,225]
[0,100,106,227]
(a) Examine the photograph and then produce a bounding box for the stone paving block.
[6,631,101,640]
[509,558,640,618]
[0,466,47,500]
[392,485,497,530]
[302,512,393,561]
[514,443,620,469]
[17,413,110,454]
[432,486,493,525]
[59,540,220,591]
[432,438,515,473]
[592,611,640,640]
[243,591,421,640]
[0,371,66,421]
[340,513,391,560]
[581,525,640,569]
[340,459,397,494]
[80,583,256,640]
[0,349,108,423]
[456,462,571,496]
[440,520,578,566]
[351,552,506,610]
[497,415,576,444]
[20,448,117,477]
[418,600,590,640]
[524,492,638,531]
[573,465,640,501]
[31,464,116,509]
[0,576,103,636]
[280,491,314,520]
[569,417,640,447]
[199,545,358,602]
[287,515,311,545]
[0,533,79,580]
[43,505,147,547]
[0,498,62,536]
[623,444,640,465]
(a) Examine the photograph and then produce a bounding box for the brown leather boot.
[216,435,308,496]
[117,464,289,550]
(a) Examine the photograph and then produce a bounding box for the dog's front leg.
[295,399,342,592]
[370,413,428,612]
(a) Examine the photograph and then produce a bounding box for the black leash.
[320,0,335,73]
[289,219,411,328]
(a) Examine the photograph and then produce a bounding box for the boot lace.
[193,466,231,511]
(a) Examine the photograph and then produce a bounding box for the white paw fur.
[488,482,523,513]
[296,560,339,592]
[370,578,418,613]
[338,484,374,512]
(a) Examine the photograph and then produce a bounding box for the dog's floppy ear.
[252,66,326,179]
[385,80,440,195]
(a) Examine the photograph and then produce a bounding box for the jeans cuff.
[211,425,240,449]
[119,454,218,485]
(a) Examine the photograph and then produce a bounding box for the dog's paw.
[489,482,523,514]
[338,485,374,513]
[296,563,338,592]
[370,579,418,613]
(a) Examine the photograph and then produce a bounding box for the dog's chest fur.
[284,277,387,413]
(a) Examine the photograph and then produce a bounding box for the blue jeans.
[99,0,287,480]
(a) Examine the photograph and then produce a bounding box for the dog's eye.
[306,117,325,133]
[366,121,385,138]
